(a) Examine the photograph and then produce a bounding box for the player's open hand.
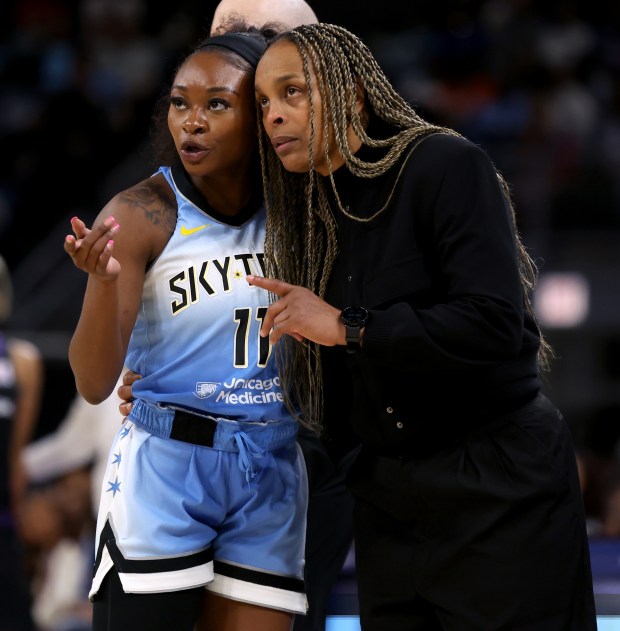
[246,275,345,347]
[64,215,121,281]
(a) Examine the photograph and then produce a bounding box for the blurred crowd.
[0,0,181,267]
[2,0,620,628]
[1,1,619,274]
[371,2,620,252]
[1,0,619,327]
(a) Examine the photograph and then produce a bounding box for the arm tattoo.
[119,184,177,236]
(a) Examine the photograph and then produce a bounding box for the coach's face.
[256,40,352,176]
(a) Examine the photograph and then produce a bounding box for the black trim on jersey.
[94,520,213,576]
[171,159,263,227]
[214,559,305,594]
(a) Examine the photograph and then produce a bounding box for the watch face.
[341,306,369,327]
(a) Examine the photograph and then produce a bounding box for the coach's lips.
[271,136,297,154]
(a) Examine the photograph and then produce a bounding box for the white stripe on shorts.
[119,563,214,594]
[207,572,308,614]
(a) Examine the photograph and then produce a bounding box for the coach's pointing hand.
[247,275,346,347]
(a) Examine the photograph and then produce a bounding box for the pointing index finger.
[246,275,292,297]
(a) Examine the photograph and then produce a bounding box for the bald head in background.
[211,0,318,34]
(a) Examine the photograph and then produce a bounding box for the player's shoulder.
[96,173,177,256]
[100,173,176,229]
[116,172,176,213]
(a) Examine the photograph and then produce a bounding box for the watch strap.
[340,306,369,354]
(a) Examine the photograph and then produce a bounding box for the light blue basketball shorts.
[89,405,308,614]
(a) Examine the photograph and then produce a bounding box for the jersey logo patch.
[180,224,209,236]
[194,382,219,399]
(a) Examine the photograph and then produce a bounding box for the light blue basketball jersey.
[125,166,290,423]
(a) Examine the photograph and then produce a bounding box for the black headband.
[197,33,266,68]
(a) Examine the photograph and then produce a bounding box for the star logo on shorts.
[107,477,121,496]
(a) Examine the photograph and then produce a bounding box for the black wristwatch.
[340,306,369,354]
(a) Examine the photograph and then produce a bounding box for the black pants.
[350,394,597,630]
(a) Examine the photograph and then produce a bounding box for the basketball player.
[64,26,307,631]
[115,3,358,630]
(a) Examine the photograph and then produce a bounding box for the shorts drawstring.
[232,431,266,485]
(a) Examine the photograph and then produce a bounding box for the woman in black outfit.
[249,22,597,631]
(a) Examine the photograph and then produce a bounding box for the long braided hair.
[257,23,551,433]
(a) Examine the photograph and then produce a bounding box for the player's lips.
[180,140,210,162]
[271,136,297,155]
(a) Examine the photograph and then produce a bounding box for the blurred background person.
[20,467,94,631]
[22,375,123,521]
[18,469,94,631]
[0,253,44,631]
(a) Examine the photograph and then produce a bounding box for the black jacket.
[321,132,541,459]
